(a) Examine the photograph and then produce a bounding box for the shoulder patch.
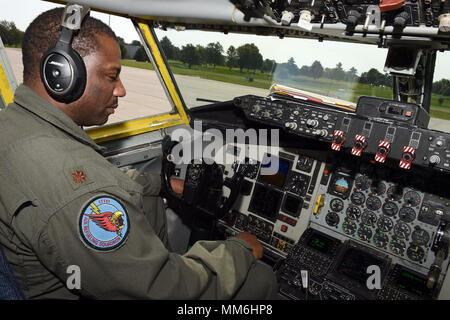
[79,196,130,251]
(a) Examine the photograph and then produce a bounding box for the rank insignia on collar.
[72,170,86,183]
[79,196,130,251]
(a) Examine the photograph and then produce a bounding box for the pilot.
[0,7,278,299]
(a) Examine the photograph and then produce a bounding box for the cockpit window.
[155,28,449,132]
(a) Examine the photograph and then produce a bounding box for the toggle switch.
[351,135,367,156]
[375,140,391,163]
[399,146,415,169]
[331,130,345,151]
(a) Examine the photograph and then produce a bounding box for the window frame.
[86,18,190,144]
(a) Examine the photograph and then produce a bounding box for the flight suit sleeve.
[14,186,257,299]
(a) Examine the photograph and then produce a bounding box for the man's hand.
[170,177,184,195]
[236,232,263,260]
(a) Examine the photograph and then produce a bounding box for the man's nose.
[114,77,126,97]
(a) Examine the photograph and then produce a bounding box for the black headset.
[40,4,90,103]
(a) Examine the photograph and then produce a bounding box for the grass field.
[121,59,450,119]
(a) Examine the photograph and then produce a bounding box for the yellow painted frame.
[87,19,190,144]
[0,60,14,106]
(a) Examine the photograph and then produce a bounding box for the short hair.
[22,7,117,83]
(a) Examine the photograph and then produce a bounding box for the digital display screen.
[259,156,291,188]
[395,267,430,298]
[282,194,303,217]
[337,248,384,286]
[248,183,283,221]
[306,232,335,255]
[388,106,403,115]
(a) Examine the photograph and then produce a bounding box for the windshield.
[155,28,450,133]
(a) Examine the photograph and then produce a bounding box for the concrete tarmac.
[4,48,449,133]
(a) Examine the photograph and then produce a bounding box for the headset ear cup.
[40,47,86,103]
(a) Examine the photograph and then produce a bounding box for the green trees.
[236,43,263,73]
[359,68,392,87]
[160,36,178,60]
[180,44,200,69]
[432,79,450,96]
[0,20,24,47]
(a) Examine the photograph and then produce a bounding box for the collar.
[13,84,105,153]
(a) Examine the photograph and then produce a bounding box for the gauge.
[387,185,403,201]
[357,225,373,242]
[377,215,394,232]
[389,238,406,255]
[330,198,344,212]
[394,222,411,239]
[350,191,365,206]
[407,245,425,262]
[325,212,340,227]
[398,207,416,223]
[285,172,310,196]
[361,211,377,228]
[366,196,382,211]
[404,191,422,207]
[355,175,371,191]
[373,232,389,249]
[382,201,398,217]
[411,228,430,246]
[342,219,357,235]
[346,206,361,221]
[370,181,386,196]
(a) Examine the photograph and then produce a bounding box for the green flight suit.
[0,84,278,299]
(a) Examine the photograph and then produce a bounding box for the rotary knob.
[252,104,261,113]
[285,122,298,130]
[306,119,319,127]
[429,154,441,165]
[313,129,328,137]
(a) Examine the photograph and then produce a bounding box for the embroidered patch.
[72,170,86,184]
[79,196,130,251]
[67,166,93,190]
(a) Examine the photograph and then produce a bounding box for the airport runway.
[4,48,449,132]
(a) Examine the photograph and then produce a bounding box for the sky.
[1,0,449,80]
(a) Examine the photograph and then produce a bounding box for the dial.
[350,191,366,206]
[370,181,386,196]
[361,211,377,228]
[355,175,371,191]
[366,196,382,211]
[398,207,416,223]
[373,232,389,249]
[382,201,398,217]
[342,219,357,235]
[357,225,373,242]
[389,238,406,255]
[377,215,394,232]
[407,245,425,262]
[330,198,344,212]
[394,222,411,239]
[285,172,310,195]
[346,206,361,221]
[404,191,422,207]
[387,185,403,201]
[411,228,430,246]
[325,212,340,227]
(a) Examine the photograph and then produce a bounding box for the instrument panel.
[213,94,450,299]
[217,142,450,299]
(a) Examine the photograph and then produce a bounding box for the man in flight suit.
[0,7,278,299]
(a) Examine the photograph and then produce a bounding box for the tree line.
[159,36,396,87]
[0,21,24,47]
